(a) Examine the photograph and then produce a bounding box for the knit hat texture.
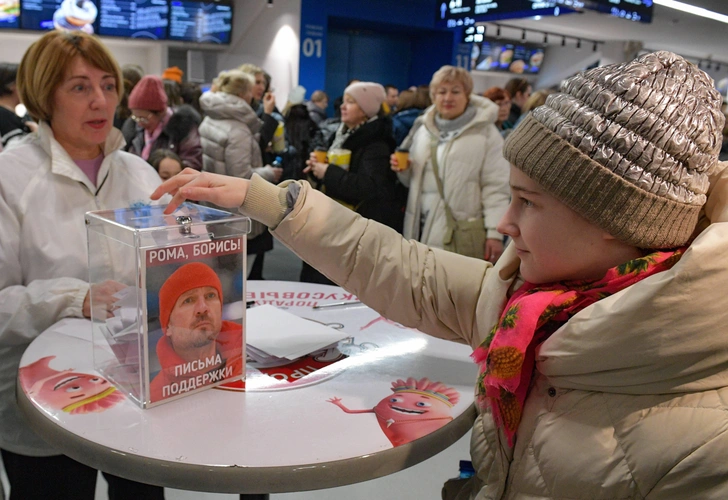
[162,66,183,84]
[128,75,168,112]
[503,51,724,248]
[159,262,223,332]
[344,82,386,118]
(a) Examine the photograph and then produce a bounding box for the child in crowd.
[148,148,184,181]
[152,52,728,498]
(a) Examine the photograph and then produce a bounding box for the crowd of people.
[3,27,728,500]
[2,49,564,273]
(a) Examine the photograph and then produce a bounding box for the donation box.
[85,203,250,408]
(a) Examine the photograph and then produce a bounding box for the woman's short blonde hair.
[238,63,263,77]
[217,70,255,98]
[17,30,122,123]
[429,65,473,100]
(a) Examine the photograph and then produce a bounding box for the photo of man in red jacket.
[149,262,243,403]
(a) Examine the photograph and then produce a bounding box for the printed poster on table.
[143,236,245,406]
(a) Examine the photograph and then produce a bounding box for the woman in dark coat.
[302,81,406,283]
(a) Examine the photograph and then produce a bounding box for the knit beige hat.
[503,51,725,248]
[345,82,386,118]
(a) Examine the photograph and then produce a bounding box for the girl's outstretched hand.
[150,168,250,215]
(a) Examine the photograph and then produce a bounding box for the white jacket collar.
[37,121,126,192]
[423,93,499,138]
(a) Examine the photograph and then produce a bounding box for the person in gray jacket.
[199,70,282,279]
[198,70,282,183]
[306,90,328,125]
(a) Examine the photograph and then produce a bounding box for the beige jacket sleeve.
[241,175,520,348]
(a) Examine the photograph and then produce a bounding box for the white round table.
[17,281,478,494]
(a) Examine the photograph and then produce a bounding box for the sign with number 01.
[302,37,323,58]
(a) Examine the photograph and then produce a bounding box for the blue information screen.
[168,1,232,44]
[582,0,653,23]
[21,0,100,32]
[436,0,650,27]
[470,38,545,74]
[0,0,20,29]
[436,0,574,28]
[98,0,168,39]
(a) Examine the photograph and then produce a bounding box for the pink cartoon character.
[328,377,460,446]
[19,356,125,414]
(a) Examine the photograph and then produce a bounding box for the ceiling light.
[653,0,728,24]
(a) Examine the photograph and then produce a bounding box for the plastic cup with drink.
[393,147,410,171]
[313,147,328,164]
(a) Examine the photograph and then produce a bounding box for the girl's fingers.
[151,170,201,199]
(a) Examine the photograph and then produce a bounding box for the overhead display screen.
[0,1,20,29]
[581,0,653,23]
[470,38,545,74]
[13,0,232,43]
[169,1,232,44]
[98,0,168,39]
[437,0,650,27]
[21,0,99,32]
[436,0,574,28]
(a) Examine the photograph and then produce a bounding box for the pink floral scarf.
[472,248,684,446]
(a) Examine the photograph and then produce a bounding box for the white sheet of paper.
[246,304,349,359]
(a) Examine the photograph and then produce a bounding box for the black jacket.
[322,117,405,232]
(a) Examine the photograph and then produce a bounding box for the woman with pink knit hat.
[125,74,203,171]
[154,52,728,498]
[301,81,405,283]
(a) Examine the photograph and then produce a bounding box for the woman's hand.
[262,164,283,183]
[390,153,410,172]
[270,166,283,183]
[304,152,329,180]
[484,238,504,263]
[82,280,126,319]
[263,92,276,115]
[150,168,250,215]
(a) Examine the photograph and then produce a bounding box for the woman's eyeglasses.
[131,113,155,125]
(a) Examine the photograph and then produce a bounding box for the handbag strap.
[430,138,458,231]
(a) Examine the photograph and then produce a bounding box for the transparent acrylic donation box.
[85,203,251,408]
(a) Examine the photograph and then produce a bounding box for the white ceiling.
[496,0,728,63]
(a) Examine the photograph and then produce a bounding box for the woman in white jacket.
[0,31,163,499]
[393,65,510,263]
